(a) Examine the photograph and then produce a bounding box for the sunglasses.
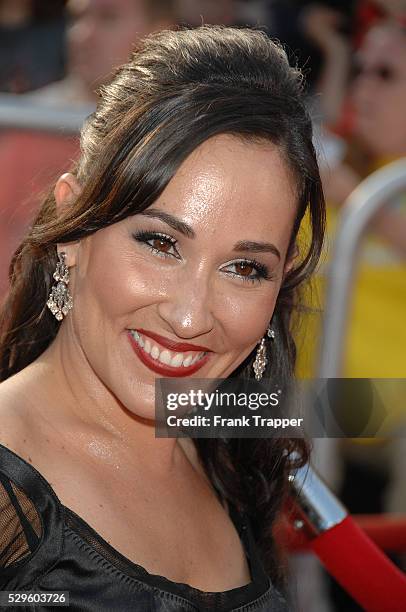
[352,63,400,82]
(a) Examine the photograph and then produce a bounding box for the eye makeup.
[221,259,276,283]
[132,229,276,284]
[132,230,180,259]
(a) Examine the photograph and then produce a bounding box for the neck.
[30,322,182,477]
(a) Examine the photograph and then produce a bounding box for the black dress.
[0,443,288,611]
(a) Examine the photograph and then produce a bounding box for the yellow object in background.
[294,203,406,440]
[295,206,406,378]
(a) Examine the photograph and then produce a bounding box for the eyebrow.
[233,240,281,260]
[140,208,281,260]
[140,208,195,238]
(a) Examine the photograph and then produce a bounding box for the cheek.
[74,243,175,328]
[218,289,278,350]
[385,95,406,127]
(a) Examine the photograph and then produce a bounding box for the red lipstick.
[136,328,211,353]
[127,331,210,377]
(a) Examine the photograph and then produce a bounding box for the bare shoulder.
[0,371,41,456]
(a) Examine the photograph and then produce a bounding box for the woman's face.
[352,25,406,156]
[63,134,298,419]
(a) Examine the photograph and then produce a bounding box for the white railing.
[317,158,406,378]
[0,93,93,133]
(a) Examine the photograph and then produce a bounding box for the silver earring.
[253,326,275,380]
[47,251,73,321]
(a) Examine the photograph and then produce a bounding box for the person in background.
[0,0,176,297]
[317,19,406,253]
[175,0,236,27]
[297,5,406,375]
[306,19,406,345]
[0,0,66,93]
[29,0,176,106]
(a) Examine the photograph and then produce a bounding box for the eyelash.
[225,260,275,284]
[133,230,180,259]
[132,230,275,284]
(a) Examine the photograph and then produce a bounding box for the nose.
[157,268,216,340]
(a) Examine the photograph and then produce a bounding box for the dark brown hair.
[0,26,325,591]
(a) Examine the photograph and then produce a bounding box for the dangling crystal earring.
[47,251,73,321]
[253,326,275,380]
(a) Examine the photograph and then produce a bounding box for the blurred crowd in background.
[0,1,405,610]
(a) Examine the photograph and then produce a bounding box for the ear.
[54,173,82,268]
[54,172,82,212]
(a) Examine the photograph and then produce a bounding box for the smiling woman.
[0,26,325,611]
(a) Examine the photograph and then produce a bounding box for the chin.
[118,396,158,424]
[115,381,156,421]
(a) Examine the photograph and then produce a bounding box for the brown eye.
[221,259,271,284]
[152,238,172,252]
[133,230,180,259]
[234,262,255,276]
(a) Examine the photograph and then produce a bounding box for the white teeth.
[131,330,207,369]
[158,350,172,365]
[170,353,184,367]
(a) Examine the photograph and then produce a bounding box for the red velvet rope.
[276,514,406,553]
[310,516,406,612]
[275,514,406,611]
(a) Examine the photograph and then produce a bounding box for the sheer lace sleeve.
[0,443,64,590]
[0,471,42,568]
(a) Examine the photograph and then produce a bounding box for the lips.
[136,328,211,352]
[127,329,211,377]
